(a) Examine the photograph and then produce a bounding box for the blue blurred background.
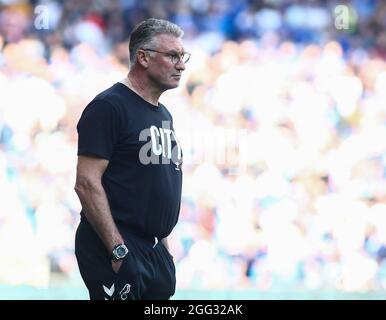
[1,0,386,299]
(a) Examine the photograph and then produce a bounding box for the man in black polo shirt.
[74,18,188,300]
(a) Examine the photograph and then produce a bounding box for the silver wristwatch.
[111,244,129,261]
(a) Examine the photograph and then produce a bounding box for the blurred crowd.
[1,0,386,293]
[1,0,386,58]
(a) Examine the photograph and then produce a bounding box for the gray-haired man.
[74,18,188,300]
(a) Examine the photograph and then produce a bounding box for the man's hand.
[161,237,174,259]
[112,260,123,274]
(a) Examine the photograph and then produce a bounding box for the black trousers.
[75,221,176,300]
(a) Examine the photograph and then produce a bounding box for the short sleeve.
[77,99,121,160]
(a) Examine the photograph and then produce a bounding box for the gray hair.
[128,18,184,65]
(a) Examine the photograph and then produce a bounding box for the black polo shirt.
[77,83,183,239]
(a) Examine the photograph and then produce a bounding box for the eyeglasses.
[141,48,191,64]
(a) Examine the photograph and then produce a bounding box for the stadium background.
[0,0,386,299]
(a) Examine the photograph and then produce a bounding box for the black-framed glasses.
[141,48,191,64]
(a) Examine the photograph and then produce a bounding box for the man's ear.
[136,49,149,68]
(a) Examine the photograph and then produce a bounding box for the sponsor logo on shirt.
[139,121,183,168]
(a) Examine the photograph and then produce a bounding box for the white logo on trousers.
[103,283,115,300]
[120,283,131,300]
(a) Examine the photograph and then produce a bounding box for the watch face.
[116,245,128,258]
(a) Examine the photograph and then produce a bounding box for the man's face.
[144,34,187,91]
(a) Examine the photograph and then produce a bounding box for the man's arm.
[74,155,124,271]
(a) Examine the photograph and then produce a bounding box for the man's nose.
[175,59,186,71]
